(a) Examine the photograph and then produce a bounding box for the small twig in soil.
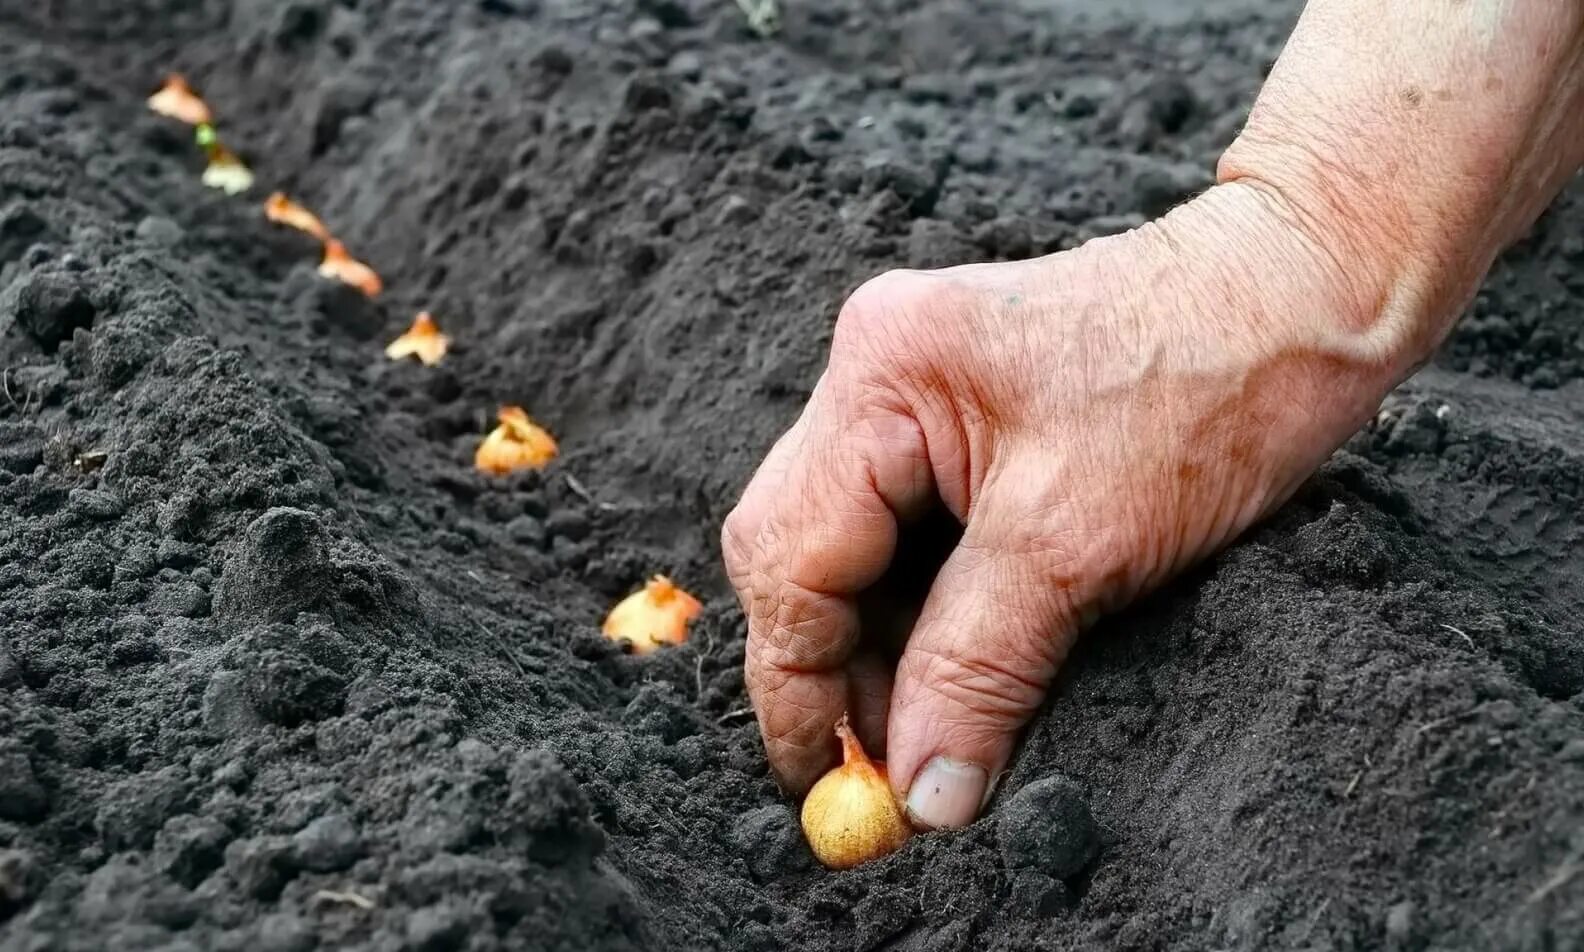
[313,889,376,910]
[2,368,35,415]
[1440,623,1476,649]
[1416,710,1476,736]
[1342,754,1372,799]
[695,627,716,700]
[564,472,618,511]
[1527,857,1580,904]
[477,615,527,678]
[717,707,754,723]
[463,569,527,677]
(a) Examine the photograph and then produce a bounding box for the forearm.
[1218,0,1584,378]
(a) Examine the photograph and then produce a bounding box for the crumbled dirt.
[2,1,1582,949]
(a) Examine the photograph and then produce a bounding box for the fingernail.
[905,757,988,830]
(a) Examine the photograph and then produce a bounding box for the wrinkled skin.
[724,183,1400,823]
[725,0,1584,830]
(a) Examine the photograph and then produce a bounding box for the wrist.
[1210,0,1584,382]
[1182,169,1468,392]
[1110,182,1428,449]
[1217,135,1485,372]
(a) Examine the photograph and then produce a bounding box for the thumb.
[885,520,1080,830]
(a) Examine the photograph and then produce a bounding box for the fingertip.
[903,756,989,831]
[765,726,839,798]
[883,541,1075,825]
[751,666,846,796]
[846,650,894,759]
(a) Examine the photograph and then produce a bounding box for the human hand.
[723,182,1418,829]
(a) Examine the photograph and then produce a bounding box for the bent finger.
[742,394,934,793]
[886,514,1080,829]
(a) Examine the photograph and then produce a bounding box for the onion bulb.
[264,192,330,241]
[200,150,254,195]
[148,74,212,126]
[385,312,450,366]
[800,716,912,869]
[602,575,701,653]
[475,406,558,475]
[318,239,383,297]
[194,125,254,195]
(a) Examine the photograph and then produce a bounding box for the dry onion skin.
[385,312,451,366]
[602,575,702,654]
[264,192,330,241]
[475,406,558,475]
[318,239,383,297]
[148,74,213,125]
[800,716,912,869]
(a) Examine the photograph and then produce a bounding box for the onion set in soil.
[264,192,330,241]
[147,74,212,125]
[386,312,450,366]
[476,406,558,475]
[318,239,382,296]
[801,716,912,869]
[196,124,253,195]
[602,576,701,654]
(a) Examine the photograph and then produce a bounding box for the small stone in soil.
[154,814,233,888]
[203,670,265,738]
[291,813,365,872]
[731,805,814,881]
[996,775,1099,881]
[406,902,470,952]
[7,268,96,350]
[224,835,297,901]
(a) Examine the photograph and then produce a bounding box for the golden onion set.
[801,717,913,868]
[146,74,702,657]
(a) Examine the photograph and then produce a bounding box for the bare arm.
[725,0,1584,829]
[1222,0,1584,373]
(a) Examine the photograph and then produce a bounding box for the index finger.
[727,390,934,793]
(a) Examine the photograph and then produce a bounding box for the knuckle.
[756,676,825,742]
[752,578,851,671]
[902,648,1051,722]
[834,268,978,391]
[720,506,754,577]
[834,269,926,349]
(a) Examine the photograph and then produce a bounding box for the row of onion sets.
[152,74,914,872]
[147,75,702,656]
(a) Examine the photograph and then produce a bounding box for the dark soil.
[2,0,1582,949]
